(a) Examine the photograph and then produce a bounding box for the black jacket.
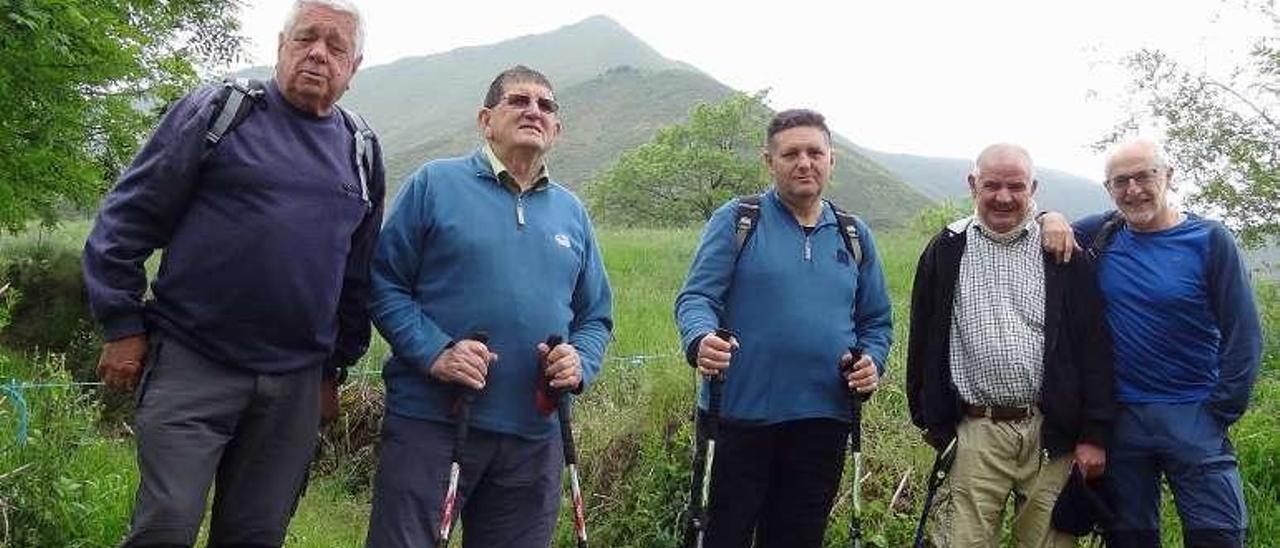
[906,220,1114,457]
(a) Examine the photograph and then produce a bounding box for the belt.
[963,404,1035,422]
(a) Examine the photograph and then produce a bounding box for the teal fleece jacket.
[370,149,613,439]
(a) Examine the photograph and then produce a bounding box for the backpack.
[203,78,377,208]
[733,193,865,266]
[1085,211,1126,261]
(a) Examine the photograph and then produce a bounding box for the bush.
[0,242,100,382]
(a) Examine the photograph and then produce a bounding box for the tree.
[0,0,244,232]
[1105,1,1279,247]
[586,92,773,227]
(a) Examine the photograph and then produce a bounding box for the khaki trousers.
[947,414,1076,548]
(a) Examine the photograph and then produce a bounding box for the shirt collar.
[971,202,1039,243]
[483,143,550,191]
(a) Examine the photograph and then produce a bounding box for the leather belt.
[963,404,1035,422]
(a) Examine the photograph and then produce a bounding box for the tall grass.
[0,224,1277,546]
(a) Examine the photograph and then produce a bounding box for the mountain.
[858,148,1113,219]
[286,15,933,228]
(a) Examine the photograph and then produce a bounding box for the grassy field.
[0,225,1277,546]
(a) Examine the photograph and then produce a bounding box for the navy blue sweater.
[83,80,385,373]
[1075,213,1261,425]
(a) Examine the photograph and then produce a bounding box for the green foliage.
[0,238,101,382]
[1106,2,1279,247]
[0,0,244,232]
[586,93,773,227]
[911,199,971,237]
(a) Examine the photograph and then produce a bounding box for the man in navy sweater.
[82,1,382,546]
[365,65,613,547]
[1070,139,1262,547]
[675,109,893,546]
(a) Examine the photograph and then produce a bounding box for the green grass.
[1,224,1277,546]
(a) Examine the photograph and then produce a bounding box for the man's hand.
[429,339,498,390]
[538,341,582,391]
[321,377,340,424]
[1074,442,1106,479]
[841,351,879,394]
[695,331,736,378]
[1038,211,1080,264]
[97,334,148,391]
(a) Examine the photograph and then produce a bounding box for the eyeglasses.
[499,93,559,115]
[1105,167,1161,192]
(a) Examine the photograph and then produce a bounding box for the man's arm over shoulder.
[852,219,893,375]
[1205,221,1262,425]
[330,135,387,374]
[368,166,454,374]
[82,86,221,340]
[1065,253,1115,446]
[567,203,613,392]
[674,200,738,366]
[1070,211,1116,250]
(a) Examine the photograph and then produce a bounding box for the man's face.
[765,126,834,204]
[968,156,1036,233]
[1105,149,1173,230]
[275,4,361,116]
[478,80,561,156]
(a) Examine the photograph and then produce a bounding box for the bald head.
[1105,138,1169,179]
[1103,137,1179,231]
[972,143,1035,181]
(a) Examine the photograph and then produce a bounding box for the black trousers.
[699,414,849,548]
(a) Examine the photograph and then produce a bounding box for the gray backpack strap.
[1087,211,1125,260]
[203,78,265,161]
[733,194,763,258]
[828,200,865,267]
[337,105,375,209]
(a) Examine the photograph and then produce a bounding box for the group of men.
[80,0,1261,547]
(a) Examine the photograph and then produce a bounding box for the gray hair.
[281,0,365,57]
[1104,138,1171,177]
[971,143,1036,181]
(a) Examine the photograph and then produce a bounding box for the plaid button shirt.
[948,216,1046,407]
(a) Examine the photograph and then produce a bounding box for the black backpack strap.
[337,105,375,210]
[203,78,266,161]
[827,200,865,267]
[1087,211,1125,260]
[733,193,763,259]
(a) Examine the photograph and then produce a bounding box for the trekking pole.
[842,347,867,548]
[437,331,489,546]
[913,437,958,548]
[541,334,589,548]
[683,328,732,548]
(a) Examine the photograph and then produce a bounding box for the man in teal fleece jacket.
[675,109,893,547]
[365,65,613,548]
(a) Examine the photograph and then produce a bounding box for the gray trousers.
[366,413,563,548]
[123,333,321,548]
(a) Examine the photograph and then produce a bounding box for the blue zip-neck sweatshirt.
[675,190,894,424]
[83,80,385,372]
[370,149,613,439]
[1075,212,1261,425]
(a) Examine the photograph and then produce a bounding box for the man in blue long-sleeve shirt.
[364,65,613,548]
[674,109,893,547]
[1069,138,1262,547]
[81,1,382,546]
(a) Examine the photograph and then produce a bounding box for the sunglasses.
[499,93,559,115]
[1105,167,1161,192]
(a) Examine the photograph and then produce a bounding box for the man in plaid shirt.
[906,144,1114,546]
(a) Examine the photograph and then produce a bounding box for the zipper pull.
[516,195,526,227]
[804,235,812,261]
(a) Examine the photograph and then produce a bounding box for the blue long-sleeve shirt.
[675,190,894,424]
[83,80,385,372]
[1075,212,1261,424]
[370,149,613,439]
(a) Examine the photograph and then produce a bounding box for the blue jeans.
[1104,402,1246,547]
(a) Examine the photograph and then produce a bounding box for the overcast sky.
[236,0,1269,180]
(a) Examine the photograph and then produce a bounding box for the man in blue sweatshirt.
[1071,139,1262,547]
[82,1,382,546]
[674,109,893,547]
[365,65,613,548]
